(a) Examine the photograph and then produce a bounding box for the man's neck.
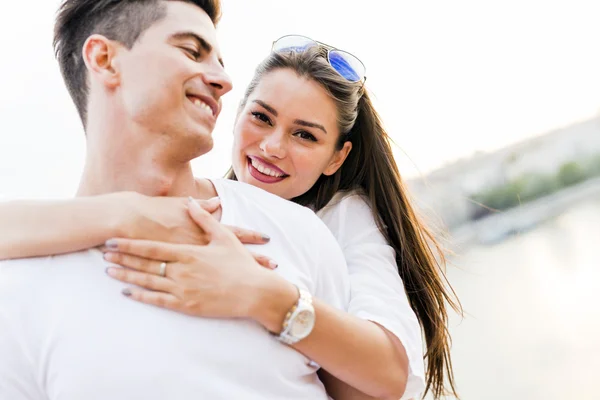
[77,150,199,197]
[77,106,214,199]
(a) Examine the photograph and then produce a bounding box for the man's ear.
[81,34,121,89]
[323,141,353,176]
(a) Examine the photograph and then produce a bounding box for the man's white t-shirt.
[0,179,349,400]
[317,191,426,400]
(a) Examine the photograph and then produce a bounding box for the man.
[0,1,349,399]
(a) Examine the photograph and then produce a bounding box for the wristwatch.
[277,286,316,345]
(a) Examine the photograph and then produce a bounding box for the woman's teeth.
[251,158,284,178]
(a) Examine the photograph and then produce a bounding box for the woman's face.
[232,68,352,200]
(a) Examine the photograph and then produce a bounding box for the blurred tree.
[469,155,600,221]
[587,154,600,176]
[519,173,558,202]
[557,162,586,187]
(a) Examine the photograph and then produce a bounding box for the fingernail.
[122,288,132,297]
[209,197,221,206]
[269,260,278,269]
[261,234,271,242]
[105,239,118,250]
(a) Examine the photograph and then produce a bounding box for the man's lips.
[186,93,219,118]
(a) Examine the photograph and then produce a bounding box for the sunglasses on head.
[271,34,367,84]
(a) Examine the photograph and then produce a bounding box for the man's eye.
[182,47,201,60]
[251,112,272,125]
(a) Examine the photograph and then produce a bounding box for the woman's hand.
[116,192,270,246]
[103,198,283,320]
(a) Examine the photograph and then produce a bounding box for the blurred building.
[408,114,600,231]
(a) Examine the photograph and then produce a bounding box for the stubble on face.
[116,1,226,163]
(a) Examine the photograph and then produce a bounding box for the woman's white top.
[317,191,425,399]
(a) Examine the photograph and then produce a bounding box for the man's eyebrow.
[170,31,224,67]
[252,100,278,116]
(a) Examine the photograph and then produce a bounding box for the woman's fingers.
[195,197,221,214]
[104,238,181,262]
[121,287,182,312]
[250,252,278,270]
[106,267,176,293]
[104,252,163,275]
[187,198,229,240]
[225,225,270,245]
[190,197,271,245]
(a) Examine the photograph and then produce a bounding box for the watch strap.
[277,286,313,344]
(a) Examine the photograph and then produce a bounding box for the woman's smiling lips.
[247,155,288,184]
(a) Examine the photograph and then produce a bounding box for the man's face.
[114,1,232,156]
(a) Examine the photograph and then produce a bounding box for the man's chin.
[170,130,214,161]
[199,136,214,154]
[191,133,214,155]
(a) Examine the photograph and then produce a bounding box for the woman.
[0,36,460,399]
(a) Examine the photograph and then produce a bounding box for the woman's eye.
[251,112,272,125]
[295,131,317,142]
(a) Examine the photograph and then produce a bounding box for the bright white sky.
[1,0,599,199]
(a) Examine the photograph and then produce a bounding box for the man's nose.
[202,64,233,99]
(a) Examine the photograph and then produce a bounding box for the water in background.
[445,197,600,399]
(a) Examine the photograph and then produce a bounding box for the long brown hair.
[228,48,462,399]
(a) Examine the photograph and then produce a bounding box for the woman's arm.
[318,369,381,400]
[0,193,265,261]
[257,192,425,399]
[252,279,409,400]
[0,194,127,260]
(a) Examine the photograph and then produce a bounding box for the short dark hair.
[53,0,221,127]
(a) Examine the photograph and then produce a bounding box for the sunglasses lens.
[328,50,365,82]
[273,35,317,53]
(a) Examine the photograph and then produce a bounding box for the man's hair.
[53,0,221,126]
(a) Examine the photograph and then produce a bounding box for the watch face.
[290,309,315,338]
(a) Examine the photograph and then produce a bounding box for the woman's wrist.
[101,191,145,239]
[245,271,298,334]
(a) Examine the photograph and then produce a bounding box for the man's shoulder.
[0,255,52,278]
[213,179,316,219]
[0,249,106,328]
[0,250,103,289]
[0,249,100,268]
[212,179,342,252]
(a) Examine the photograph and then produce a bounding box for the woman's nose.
[259,131,286,159]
